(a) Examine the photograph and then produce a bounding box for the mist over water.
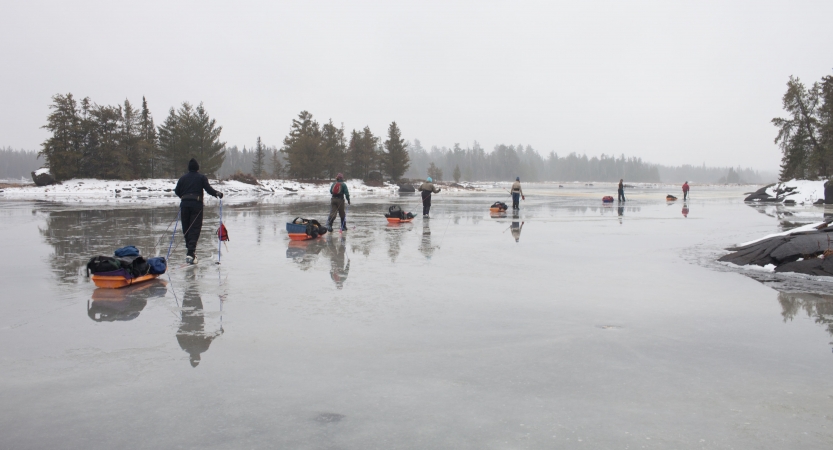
[1,184,832,448]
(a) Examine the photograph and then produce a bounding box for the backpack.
[86,256,124,276]
[331,182,342,195]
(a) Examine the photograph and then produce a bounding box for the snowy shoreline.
[0,178,402,204]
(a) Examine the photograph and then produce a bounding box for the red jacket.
[682,183,689,192]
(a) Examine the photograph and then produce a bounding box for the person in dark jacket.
[174,158,223,264]
[326,173,350,232]
[618,179,626,202]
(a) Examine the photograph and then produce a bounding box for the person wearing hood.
[327,173,350,232]
[682,181,690,201]
[418,177,441,217]
[174,158,223,264]
[510,176,525,210]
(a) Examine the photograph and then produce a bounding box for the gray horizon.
[2,0,831,172]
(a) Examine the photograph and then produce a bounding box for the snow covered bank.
[744,179,826,205]
[0,178,399,204]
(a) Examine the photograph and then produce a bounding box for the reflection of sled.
[91,273,159,289]
[490,211,507,218]
[386,217,414,223]
[91,279,167,300]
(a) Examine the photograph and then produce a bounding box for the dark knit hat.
[188,158,199,172]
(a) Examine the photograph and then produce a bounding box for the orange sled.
[489,207,507,212]
[288,233,317,241]
[386,217,414,223]
[91,273,159,289]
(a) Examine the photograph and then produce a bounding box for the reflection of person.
[618,205,624,224]
[618,179,626,202]
[682,203,689,218]
[682,181,690,201]
[327,173,351,232]
[510,220,524,243]
[510,177,525,210]
[327,235,350,289]
[418,177,441,217]
[174,158,224,265]
[419,220,435,258]
[176,273,223,367]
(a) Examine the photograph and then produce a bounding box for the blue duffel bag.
[147,257,167,275]
[114,246,140,257]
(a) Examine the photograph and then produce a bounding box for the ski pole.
[217,198,223,265]
[166,209,181,261]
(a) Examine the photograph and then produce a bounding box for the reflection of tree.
[39,207,164,283]
[778,292,833,337]
[325,234,350,289]
[176,271,223,367]
[87,281,167,322]
[746,204,820,232]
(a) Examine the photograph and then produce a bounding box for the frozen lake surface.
[1,184,832,449]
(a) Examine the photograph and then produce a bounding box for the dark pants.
[683,191,688,201]
[328,197,346,229]
[180,202,204,256]
[618,189,625,202]
[512,193,520,209]
[422,193,432,215]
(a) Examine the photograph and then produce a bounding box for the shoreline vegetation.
[1,93,777,185]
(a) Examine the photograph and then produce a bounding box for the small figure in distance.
[618,178,626,202]
[418,177,441,218]
[682,181,690,201]
[174,158,223,265]
[510,176,525,210]
[327,173,351,232]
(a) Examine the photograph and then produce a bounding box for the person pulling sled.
[327,173,351,232]
[174,158,223,265]
[418,177,441,217]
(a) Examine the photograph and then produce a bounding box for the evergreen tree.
[427,162,443,181]
[252,136,266,178]
[383,121,410,181]
[453,164,461,183]
[281,111,324,179]
[321,120,346,178]
[347,126,378,179]
[773,76,825,180]
[139,97,158,178]
[40,93,84,181]
[158,102,226,177]
[270,147,283,178]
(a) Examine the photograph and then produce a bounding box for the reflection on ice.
[87,280,167,322]
[176,270,223,367]
[778,291,833,338]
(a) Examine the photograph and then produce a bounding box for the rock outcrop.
[31,168,56,186]
[720,222,833,275]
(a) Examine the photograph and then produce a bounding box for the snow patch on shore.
[0,178,399,203]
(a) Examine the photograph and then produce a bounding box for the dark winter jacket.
[175,171,219,204]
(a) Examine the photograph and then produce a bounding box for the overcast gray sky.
[1,0,831,170]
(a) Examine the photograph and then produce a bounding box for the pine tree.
[347,126,378,179]
[271,147,283,178]
[158,102,226,177]
[453,164,461,183]
[427,162,443,181]
[139,97,158,178]
[321,120,346,178]
[281,111,324,179]
[40,93,83,181]
[383,121,410,181]
[252,136,265,178]
[773,76,824,180]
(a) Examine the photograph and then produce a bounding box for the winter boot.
[326,221,333,233]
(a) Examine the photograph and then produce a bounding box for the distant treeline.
[403,141,772,183]
[0,147,40,179]
[773,72,833,181]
